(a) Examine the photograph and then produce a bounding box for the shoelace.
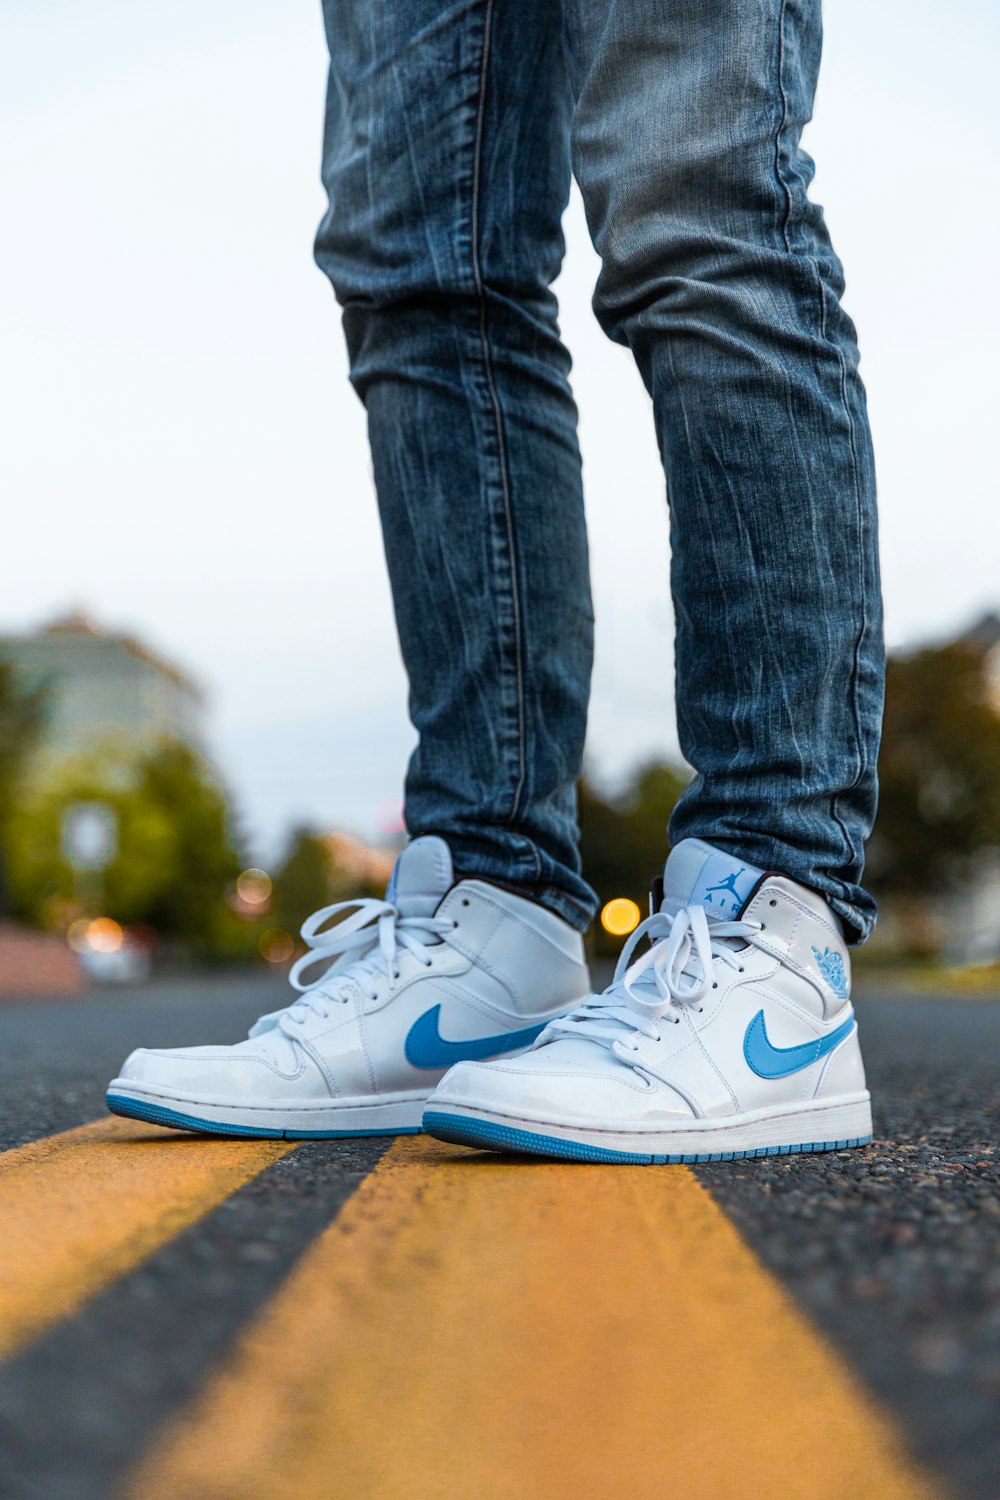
[543,904,764,1052]
[248,898,455,1036]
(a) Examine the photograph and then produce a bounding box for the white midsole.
[426,1092,873,1155]
[107,1079,429,1133]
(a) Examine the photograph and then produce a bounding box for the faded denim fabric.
[314,0,884,944]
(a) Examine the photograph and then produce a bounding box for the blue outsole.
[106,1093,422,1140]
[422,1110,873,1164]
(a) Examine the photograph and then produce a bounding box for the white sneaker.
[106,836,589,1138]
[423,838,873,1162]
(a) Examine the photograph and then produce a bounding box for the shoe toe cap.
[111,1043,284,1097]
[115,1046,174,1086]
[431,1049,691,1125]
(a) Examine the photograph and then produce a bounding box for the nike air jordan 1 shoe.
[106,836,590,1138]
[424,838,873,1163]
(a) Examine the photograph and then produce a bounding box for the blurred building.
[944,615,1000,962]
[962,611,1000,713]
[956,614,1000,959]
[0,610,204,758]
[0,921,82,998]
[865,610,1000,967]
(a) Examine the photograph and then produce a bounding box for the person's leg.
[314,0,597,932]
[423,0,883,1161]
[103,0,600,1142]
[565,0,883,943]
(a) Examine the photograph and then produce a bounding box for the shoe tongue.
[386,836,454,918]
[659,839,764,919]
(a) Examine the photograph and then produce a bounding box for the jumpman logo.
[703,868,746,913]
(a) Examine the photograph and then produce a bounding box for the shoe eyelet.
[712,981,718,989]
[769,899,777,908]
[738,966,745,973]
[461,898,470,907]
[759,923,766,931]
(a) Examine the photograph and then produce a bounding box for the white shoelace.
[248,898,455,1036]
[543,904,764,1052]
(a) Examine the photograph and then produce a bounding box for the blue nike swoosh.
[743,1008,856,1079]
[405,1005,546,1070]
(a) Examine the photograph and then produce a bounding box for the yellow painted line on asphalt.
[0,1117,293,1359]
[125,1135,943,1500]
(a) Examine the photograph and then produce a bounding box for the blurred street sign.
[62,803,117,871]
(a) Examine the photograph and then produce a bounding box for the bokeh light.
[259,928,294,964]
[66,918,92,953]
[237,868,272,906]
[600,897,641,937]
[375,798,406,836]
[86,916,124,953]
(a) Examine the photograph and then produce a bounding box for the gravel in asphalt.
[0,976,997,1499]
[0,1137,388,1500]
[697,997,1000,1500]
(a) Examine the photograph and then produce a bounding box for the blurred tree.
[0,665,48,916]
[273,828,394,942]
[134,742,247,956]
[579,760,689,953]
[3,737,251,960]
[273,828,338,936]
[869,642,1000,899]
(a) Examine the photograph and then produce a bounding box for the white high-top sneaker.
[424,838,873,1163]
[106,836,589,1138]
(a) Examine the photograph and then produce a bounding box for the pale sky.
[2,1,998,859]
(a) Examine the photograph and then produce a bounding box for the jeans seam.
[470,0,534,868]
[773,0,795,255]
[773,0,869,874]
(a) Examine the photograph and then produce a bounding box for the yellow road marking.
[0,1117,292,1359]
[126,1136,943,1500]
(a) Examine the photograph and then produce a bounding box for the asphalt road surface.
[0,974,997,1500]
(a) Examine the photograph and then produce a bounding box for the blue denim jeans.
[314,0,884,944]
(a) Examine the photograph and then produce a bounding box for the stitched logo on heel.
[811,946,849,999]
